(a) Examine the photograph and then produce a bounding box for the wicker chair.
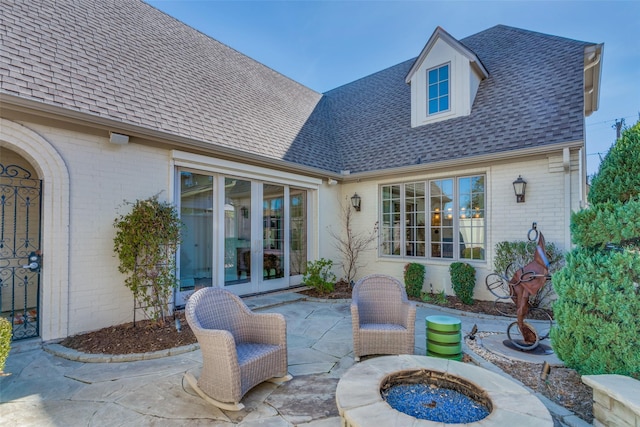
[351,274,417,361]
[184,287,292,411]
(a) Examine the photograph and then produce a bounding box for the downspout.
[563,148,572,249]
[584,51,601,72]
[579,147,586,209]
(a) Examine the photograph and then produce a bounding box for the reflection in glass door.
[224,178,252,287]
[177,169,310,298]
[177,172,213,306]
[289,189,307,277]
[263,184,285,283]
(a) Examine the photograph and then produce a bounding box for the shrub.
[449,262,476,304]
[588,121,640,205]
[570,198,640,248]
[551,247,640,375]
[552,120,640,376]
[494,240,564,308]
[0,317,11,375]
[403,263,425,298]
[113,195,182,324]
[303,258,336,294]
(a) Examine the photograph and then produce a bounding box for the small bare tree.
[328,196,378,284]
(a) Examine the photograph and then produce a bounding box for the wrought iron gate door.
[0,163,42,340]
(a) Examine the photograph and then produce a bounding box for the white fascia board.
[340,140,584,182]
[172,150,322,189]
[405,26,488,84]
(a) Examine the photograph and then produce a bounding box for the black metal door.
[0,163,42,340]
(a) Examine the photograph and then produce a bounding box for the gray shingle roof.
[1,1,594,175]
[327,25,594,174]
[0,0,333,168]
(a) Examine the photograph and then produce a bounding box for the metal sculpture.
[508,227,550,345]
[485,223,554,350]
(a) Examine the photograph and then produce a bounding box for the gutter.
[1,93,584,185]
[339,140,585,182]
[0,93,344,182]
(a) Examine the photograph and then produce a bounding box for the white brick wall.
[9,119,172,336]
[340,151,582,301]
[4,114,585,339]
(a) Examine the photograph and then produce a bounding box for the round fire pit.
[381,369,491,423]
[336,355,553,427]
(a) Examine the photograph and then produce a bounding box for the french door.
[176,171,307,304]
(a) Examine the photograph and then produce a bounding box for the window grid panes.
[379,176,485,261]
[430,179,454,259]
[458,176,485,260]
[381,185,401,255]
[405,182,426,257]
[428,64,449,115]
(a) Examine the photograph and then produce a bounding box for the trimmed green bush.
[303,258,336,294]
[570,198,640,248]
[588,121,640,205]
[551,247,640,375]
[494,240,564,308]
[449,262,476,304]
[552,120,640,376]
[0,317,11,375]
[404,263,425,298]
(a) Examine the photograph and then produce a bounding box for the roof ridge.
[466,24,596,46]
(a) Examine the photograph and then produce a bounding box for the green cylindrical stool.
[426,315,462,361]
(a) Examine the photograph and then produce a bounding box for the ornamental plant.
[493,240,564,308]
[449,262,476,305]
[403,263,425,298]
[0,317,11,375]
[113,195,182,325]
[551,120,640,376]
[303,258,336,294]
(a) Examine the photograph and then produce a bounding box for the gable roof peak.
[405,26,488,84]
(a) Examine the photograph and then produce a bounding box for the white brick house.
[0,0,602,341]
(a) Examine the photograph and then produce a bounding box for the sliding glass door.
[176,170,308,303]
[176,172,213,306]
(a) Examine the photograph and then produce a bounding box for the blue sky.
[148,0,639,176]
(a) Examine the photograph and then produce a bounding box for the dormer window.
[406,27,488,128]
[428,64,450,115]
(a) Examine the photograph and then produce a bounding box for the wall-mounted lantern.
[513,175,527,203]
[351,193,361,212]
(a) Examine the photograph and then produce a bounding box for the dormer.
[406,27,489,128]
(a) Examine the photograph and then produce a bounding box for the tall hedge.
[551,121,640,376]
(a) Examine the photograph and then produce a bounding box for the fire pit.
[336,355,553,426]
[381,369,490,423]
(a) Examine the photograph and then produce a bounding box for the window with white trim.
[380,175,485,260]
[427,64,450,115]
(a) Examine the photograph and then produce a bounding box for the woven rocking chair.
[184,287,291,411]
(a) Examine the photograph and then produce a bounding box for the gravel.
[382,383,489,423]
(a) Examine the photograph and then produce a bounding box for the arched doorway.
[0,151,42,340]
[0,118,70,342]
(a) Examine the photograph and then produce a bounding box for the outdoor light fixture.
[240,206,248,218]
[351,193,361,211]
[513,175,527,203]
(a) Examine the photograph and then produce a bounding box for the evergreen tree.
[551,120,640,377]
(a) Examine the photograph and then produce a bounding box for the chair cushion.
[360,323,406,331]
[236,342,282,366]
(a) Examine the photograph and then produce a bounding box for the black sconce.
[513,175,527,203]
[351,193,361,211]
[240,206,248,218]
